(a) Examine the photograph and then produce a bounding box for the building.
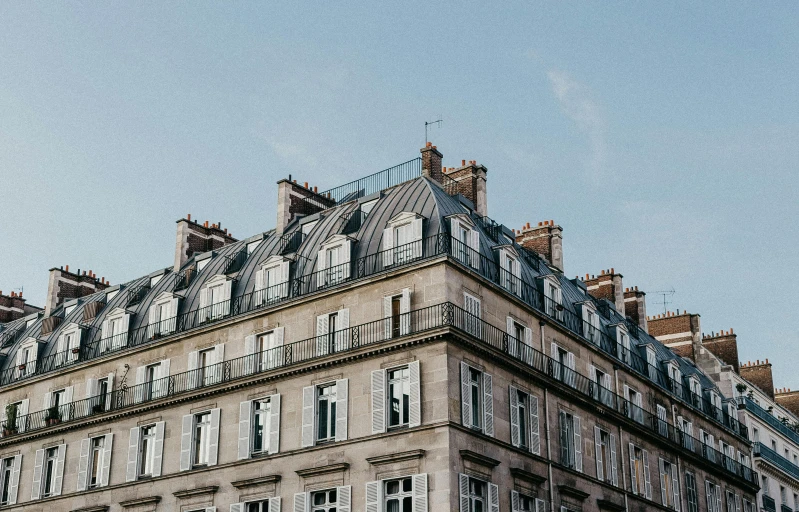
[0,143,758,512]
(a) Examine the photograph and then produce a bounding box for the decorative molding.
[509,467,547,485]
[557,484,590,500]
[460,449,500,468]
[296,462,350,478]
[231,475,282,489]
[597,499,626,512]
[120,496,162,508]
[173,485,219,498]
[72,507,110,512]
[367,450,426,466]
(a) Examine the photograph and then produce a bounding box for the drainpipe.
[539,320,546,354]
[615,365,630,511]
[544,386,555,512]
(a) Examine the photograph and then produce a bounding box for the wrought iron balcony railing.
[753,442,799,481]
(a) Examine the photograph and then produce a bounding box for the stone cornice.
[460,449,500,468]
[509,467,547,485]
[231,475,281,489]
[296,462,350,478]
[120,496,161,508]
[366,449,426,466]
[173,485,219,498]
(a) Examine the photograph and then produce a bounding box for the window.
[240,499,281,512]
[252,398,273,455]
[0,456,20,505]
[15,338,40,377]
[255,257,290,304]
[147,294,178,338]
[629,443,652,499]
[383,212,424,267]
[726,491,739,512]
[365,474,427,512]
[198,275,232,321]
[238,394,280,459]
[464,293,482,337]
[88,436,105,488]
[668,363,682,396]
[139,425,157,477]
[316,309,349,355]
[384,289,411,338]
[449,215,479,270]
[77,433,113,491]
[31,446,66,499]
[460,362,494,436]
[458,475,498,512]
[510,386,540,455]
[656,404,668,437]
[317,235,353,287]
[317,385,337,442]
[187,344,225,387]
[499,248,521,295]
[617,326,630,364]
[762,475,769,496]
[705,481,722,512]
[244,328,284,374]
[659,458,679,510]
[743,499,754,512]
[506,316,532,359]
[371,362,421,434]
[551,343,575,386]
[700,429,716,463]
[6,400,27,433]
[511,491,543,512]
[394,221,415,264]
[100,308,130,352]
[384,476,412,511]
[594,426,618,485]
[590,365,612,405]
[646,346,658,380]
[193,412,212,466]
[41,447,59,497]
[144,363,161,401]
[685,472,698,512]
[559,411,582,472]
[387,367,411,428]
[752,427,759,443]
[311,489,339,512]
[624,385,644,423]
[302,380,347,447]
[87,375,112,413]
[544,280,563,320]
[56,324,81,365]
[582,305,601,344]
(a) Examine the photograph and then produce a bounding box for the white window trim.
[254,255,291,304]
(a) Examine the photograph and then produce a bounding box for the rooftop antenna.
[653,288,676,315]
[425,117,443,144]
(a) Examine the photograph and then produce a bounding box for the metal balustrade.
[753,442,799,481]
[764,496,777,512]
[739,396,799,446]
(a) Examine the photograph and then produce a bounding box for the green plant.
[735,383,747,394]
[45,406,61,422]
[4,405,17,433]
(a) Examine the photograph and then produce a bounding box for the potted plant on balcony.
[45,406,61,426]
[17,363,25,371]
[71,347,80,355]
[91,402,105,414]
[735,383,747,395]
[3,405,17,436]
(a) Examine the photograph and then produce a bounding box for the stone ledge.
[509,467,547,485]
[296,462,350,478]
[460,450,500,468]
[557,484,590,500]
[120,496,161,509]
[173,485,219,498]
[366,449,426,466]
[72,507,110,512]
[231,475,282,489]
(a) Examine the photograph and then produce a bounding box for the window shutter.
[101,433,113,486]
[371,369,386,434]
[483,372,494,436]
[244,334,257,374]
[43,391,52,410]
[529,394,541,455]
[317,249,327,287]
[16,399,28,432]
[213,344,225,383]
[609,434,618,486]
[221,279,233,308]
[566,352,576,387]
[272,329,283,368]
[152,421,165,477]
[524,326,533,347]
[459,473,470,512]
[7,454,21,504]
[506,317,515,354]
[168,296,180,332]
[460,362,471,427]
[337,485,352,512]
[573,415,582,472]
[594,426,604,481]
[511,490,520,512]
[238,400,252,460]
[383,296,393,339]
[188,350,199,389]
[341,241,351,280]
[400,288,412,335]
[412,473,428,512]
[135,365,146,402]
[126,427,140,482]
[469,230,480,269]
[629,443,637,494]
[488,482,499,512]
[316,314,329,356]
[335,308,350,351]
[199,287,210,313]
[706,481,713,512]
[382,227,394,267]
[559,411,569,465]
[31,448,44,500]
[268,394,281,455]
[268,497,281,512]
[671,462,680,511]
[207,408,221,466]
[147,304,160,338]
[659,458,668,506]
[509,385,520,447]
[64,385,73,406]
[50,444,66,496]
[294,492,308,512]
[409,360,421,428]
[255,268,266,298]
[335,379,348,442]
[301,386,315,447]
[643,449,652,499]
[535,499,546,512]
[100,319,110,346]
[86,378,98,399]
[77,438,90,491]
[366,480,381,512]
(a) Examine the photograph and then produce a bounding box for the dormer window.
[147,292,180,339]
[64,304,77,317]
[615,324,630,364]
[497,246,521,295]
[55,323,82,366]
[645,345,658,381]
[149,274,164,287]
[709,390,723,421]
[580,302,601,345]
[255,256,291,305]
[317,235,354,288]
[15,337,42,379]
[100,307,131,353]
[382,212,424,267]
[542,276,563,321]
[688,377,701,406]
[106,289,119,302]
[196,257,211,273]
[360,198,378,215]
[448,215,480,270]
[199,275,233,322]
[301,220,318,238]
[667,362,682,395]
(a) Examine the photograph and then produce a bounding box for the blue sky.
[1,3,797,385]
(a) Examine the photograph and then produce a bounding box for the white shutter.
[507,316,516,356]
[609,434,618,486]
[268,394,281,455]
[529,394,541,455]
[147,304,160,338]
[337,485,352,512]
[643,449,652,499]
[126,427,140,482]
[509,386,520,447]
[43,391,52,411]
[573,415,582,472]
[100,319,110,347]
[409,360,421,428]
[52,444,66,496]
[383,295,393,339]
[483,372,494,436]
[340,241,351,280]
[16,399,28,432]
[659,458,668,506]
[7,455,21,504]
[199,287,210,316]
[524,326,533,347]
[460,362,471,426]
[269,497,281,512]
[411,217,423,257]
[566,351,576,387]
[672,462,680,511]
[316,314,329,356]
[317,249,327,287]
[469,229,480,269]
[221,280,233,311]
[512,490,520,512]
[238,400,252,460]
[383,227,394,267]
[335,308,350,351]
[135,365,146,403]
[294,492,308,512]
[459,473,469,512]
[301,386,315,447]
[335,379,348,442]
[412,473,428,512]
[63,386,73,419]
[595,426,604,481]
[208,408,220,466]
[400,288,411,335]
[366,480,381,512]
[86,378,98,399]
[152,421,165,477]
[272,329,283,369]
[188,350,199,389]
[245,334,257,374]
[168,296,180,332]
[31,448,44,500]
[488,482,499,512]
[279,260,290,298]
[255,268,266,301]
[77,438,91,491]
[101,433,113,486]
[371,369,386,434]
[629,443,637,494]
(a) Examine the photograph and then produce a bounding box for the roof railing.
[125,283,151,307]
[222,249,248,275]
[173,264,197,292]
[278,231,305,255]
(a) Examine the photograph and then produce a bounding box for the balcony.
[753,442,799,481]
[739,396,799,446]
[782,505,793,512]
[763,496,776,512]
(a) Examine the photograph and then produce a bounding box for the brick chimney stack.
[45,266,109,316]
[0,290,42,323]
[582,269,625,315]
[443,160,488,217]
[775,388,799,418]
[420,142,444,183]
[275,179,335,236]
[623,286,648,333]
[701,329,740,373]
[174,214,238,271]
[740,359,775,400]
[647,310,701,360]
[516,221,564,272]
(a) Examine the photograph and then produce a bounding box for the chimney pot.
[187,214,191,221]
[65,265,69,272]
[304,182,308,188]
[462,159,466,166]
[314,186,318,193]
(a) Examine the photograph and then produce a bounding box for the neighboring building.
[0,143,758,512]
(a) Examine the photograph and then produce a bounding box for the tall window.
[384,477,412,512]
[198,348,215,386]
[517,389,529,450]
[629,444,651,499]
[109,316,126,349]
[618,329,630,364]
[209,283,226,320]
[193,412,212,466]
[468,368,482,430]
[96,377,110,411]
[393,222,414,264]
[625,386,644,423]
[457,225,471,264]
[390,296,402,338]
[42,447,58,497]
[545,282,562,320]
[139,425,157,477]
[144,363,160,401]
[584,308,600,344]
[685,472,698,512]
[592,367,612,405]
[251,398,272,455]
[460,362,493,437]
[555,346,569,382]
[705,481,722,512]
[463,293,481,337]
[0,457,14,505]
[465,477,486,512]
[311,489,338,512]
[559,411,582,471]
[388,367,410,428]
[88,436,105,489]
[595,427,616,484]
[656,404,668,437]
[660,458,679,509]
[317,384,337,443]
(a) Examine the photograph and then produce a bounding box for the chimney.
[45,266,109,316]
[443,160,489,216]
[0,290,42,323]
[647,310,701,361]
[700,329,740,373]
[582,269,625,315]
[623,286,648,333]
[740,359,775,400]
[775,388,799,418]
[421,142,444,183]
[174,215,238,271]
[275,178,335,235]
[516,221,564,272]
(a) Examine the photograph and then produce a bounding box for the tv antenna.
[652,288,676,315]
[425,117,443,144]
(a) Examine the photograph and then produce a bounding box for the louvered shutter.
[559,411,569,465]
[268,394,280,455]
[659,458,668,506]
[43,391,51,411]
[337,485,351,512]
[706,481,713,512]
[238,400,252,459]
[507,317,516,356]
[499,251,509,287]
[509,386,520,447]
[460,362,471,427]
[672,462,680,511]
[100,319,110,349]
[469,229,480,269]
[52,444,65,496]
[188,350,199,389]
[511,490,520,512]
[488,482,499,512]
[643,449,652,499]
[566,352,576,387]
[31,449,44,500]
[16,399,28,432]
[245,334,257,374]
[412,473,428,512]
[573,415,582,472]
[529,394,541,455]
[212,343,225,383]
[168,296,180,332]
[279,260,291,298]
[208,408,220,465]
[409,360,421,428]
[366,480,381,512]
[317,249,327,287]
[101,433,113,486]
[459,473,470,512]
[269,497,281,512]
[7,454,20,504]
[551,342,559,377]
[335,379,348,442]
[152,421,165,477]
[524,326,533,348]
[231,503,244,511]
[199,287,210,318]
[411,218,423,259]
[609,434,618,485]
[147,304,160,338]
[294,492,308,512]
[156,359,170,399]
[316,314,329,356]
[400,288,411,334]
[595,426,604,481]
[255,268,266,304]
[483,372,494,436]
[135,365,146,403]
[77,438,91,491]
[301,386,315,447]
[63,386,73,419]
[335,308,350,351]
[126,427,139,481]
[371,369,386,434]
[383,227,394,267]
[535,499,546,512]
[86,377,98,399]
[340,241,351,280]
[383,296,393,339]
[271,329,283,369]
[629,443,638,494]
